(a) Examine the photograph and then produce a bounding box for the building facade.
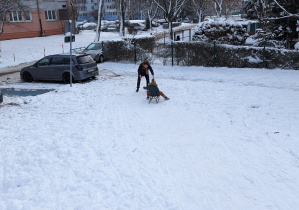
[77,0,98,22]
[0,0,71,41]
[103,0,118,20]
[77,0,119,22]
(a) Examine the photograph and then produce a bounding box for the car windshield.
[86,43,102,50]
[77,55,94,64]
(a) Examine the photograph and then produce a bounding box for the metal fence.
[143,39,299,69]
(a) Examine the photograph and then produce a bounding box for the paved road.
[0,62,35,85]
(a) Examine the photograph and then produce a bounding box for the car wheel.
[62,72,74,84]
[22,71,33,82]
[99,55,104,63]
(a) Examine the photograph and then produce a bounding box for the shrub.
[193,20,249,45]
[174,41,299,69]
[104,36,155,62]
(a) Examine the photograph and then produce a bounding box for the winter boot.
[165,97,170,100]
[136,88,139,92]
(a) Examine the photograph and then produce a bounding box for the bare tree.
[0,0,27,35]
[127,0,141,19]
[69,0,87,21]
[119,0,126,37]
[210,0,242,18]
[223,0,241,18]
[144,0,159,32]
[191,0,207,22]
[210,0,223,17]
[95,0,104,41]
[153,0,188,40]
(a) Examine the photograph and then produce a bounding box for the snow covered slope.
[1,62,299,209]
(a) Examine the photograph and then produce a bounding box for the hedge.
[104,36,155,62]
[174,42,299,69]
[102,37,299,70]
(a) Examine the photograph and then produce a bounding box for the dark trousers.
[137,74,149,89]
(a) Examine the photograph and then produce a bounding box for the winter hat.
[151,78,157,86]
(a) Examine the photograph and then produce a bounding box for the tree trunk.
[119,0,125,37]
[95,0,103,41]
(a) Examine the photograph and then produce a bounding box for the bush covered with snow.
[295,42,299,50]
[251,32,287,49]
[104,36,155,62]
[192,20,249,45]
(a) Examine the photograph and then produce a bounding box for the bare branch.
[272,0,291,16]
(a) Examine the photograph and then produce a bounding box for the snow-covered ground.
[1,30,299,209]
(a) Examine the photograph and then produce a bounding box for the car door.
[33,57,51,80]
[49,56,65,80]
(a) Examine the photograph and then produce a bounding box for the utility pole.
[36,0,43,36]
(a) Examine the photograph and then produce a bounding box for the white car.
[107,24,117,32]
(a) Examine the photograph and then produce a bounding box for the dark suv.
[20,54,98,83]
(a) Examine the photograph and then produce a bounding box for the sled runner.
[148,96,159,104]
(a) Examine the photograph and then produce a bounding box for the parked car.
[183,18,190,23]
[130,22,147,31]
[77,21,97,30]
[155,19,167,25]
[100,24,108,31]
[151,20,159,27]
[20,54,98,84]
[106,24,117,32]
[193,18,199,23]
[81,42,105,63]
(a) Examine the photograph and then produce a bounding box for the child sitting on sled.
[143,79,170,100]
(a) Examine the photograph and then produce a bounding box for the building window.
[24,11,32,21]
[10,11,23,22]
[45,10,57,21]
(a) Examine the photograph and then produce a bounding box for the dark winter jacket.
[138,63,154,76]
[144,80,160,96]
